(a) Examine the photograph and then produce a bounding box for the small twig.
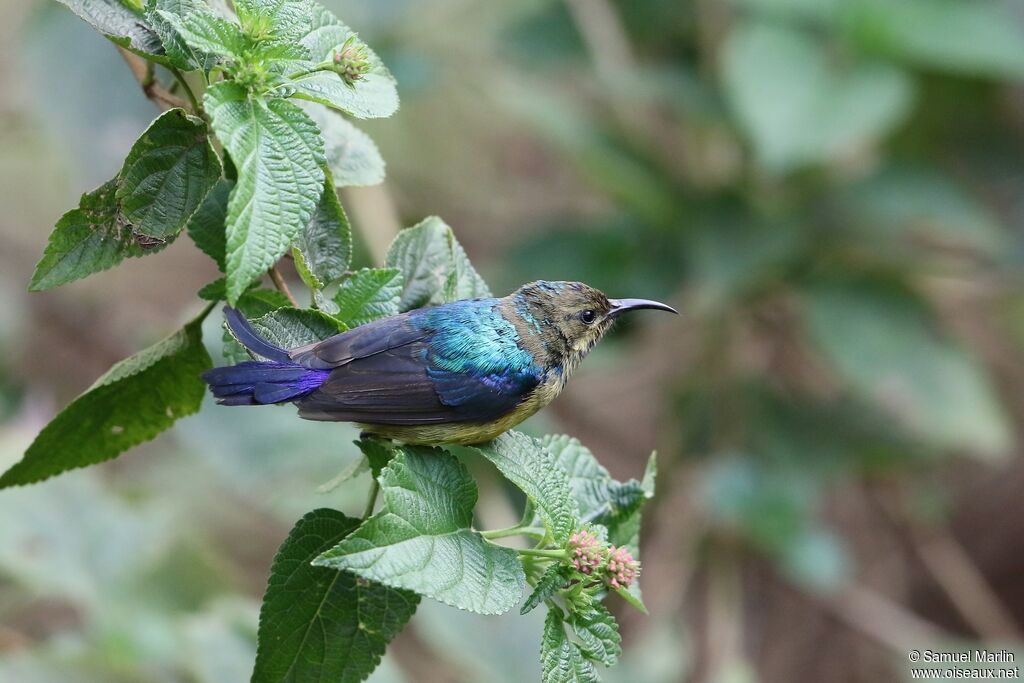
[869,483,1022,640]
[268,265,299,307]
[118,48,189,112]
[562,0,636,83]
[361,478,380,519]
[824,583,950,653]
[915,528,1022,639]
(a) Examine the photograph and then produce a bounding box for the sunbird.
[203,281,676,445]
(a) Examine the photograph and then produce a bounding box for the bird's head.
[511,281,677,369]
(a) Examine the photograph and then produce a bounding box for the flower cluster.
[605,545,640,590]
[564,530,641,589]
[568,529,603,575]
[332,34,371,85]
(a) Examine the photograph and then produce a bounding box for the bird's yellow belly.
[358,378,563,446]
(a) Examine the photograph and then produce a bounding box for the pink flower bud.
[567,530,603,576]
[603,546,640,589]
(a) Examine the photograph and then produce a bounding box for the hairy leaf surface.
[541,609,599,683]
[253,508,418,683]
[31,182,138,291]
[385,216,491,311]
[315,447,526,615]
[570,605,621,667]
[287,4,399,119]
[116,108,221,239]
[246,307,347,351]
[304,105,386,187]
[469,431,578,544]
[293,168,352,291]
[57,0,164,57]
[332,268,402,328]
[205,82,326,303]
[186,178,232,271]
[157,4,246,60]
[147,0,216,70]
[521,563,569,616]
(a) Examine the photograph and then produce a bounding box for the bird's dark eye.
[580,309,596,324]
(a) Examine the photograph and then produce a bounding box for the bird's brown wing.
[292,314,537,425]
[288,313,429,369]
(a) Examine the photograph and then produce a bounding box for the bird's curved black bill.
[608,298,678,317]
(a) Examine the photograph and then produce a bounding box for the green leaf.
[468,431,579,544]
[356,436,397,478]
[116,108,221,239]
[521,563,569,615]
[198,278,226,301]
[541,609,599,683]
[540,435,651,532]
[289,70,400,121]
[0,314,211,488]
[31,109,219,290]
[722,21,913,172]
[845,0,1024,78]
[286,4,399,119]
[293,167,352,291]
[385,216,491,311]
[302,104,386,187]
[205,82,326,304]
[186,178,232,271]
[804,279,1012,457]
[248,307,347,350]
[332,268,402,328]
[30,181,138,291]
[146,0,216,70]
[570,605,621,667]
[538,436,655,610]
[234,0,314,43]
[253,508,418,683]
[56,0,164,57]
[613,586,646,614]
[314,446,526,615]
[236,288,292,316]
[157,5,246,61]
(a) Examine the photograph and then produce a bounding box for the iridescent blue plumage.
[201,280,676,445]
[418,299,541,409]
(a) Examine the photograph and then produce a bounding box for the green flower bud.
[331,34,371,86]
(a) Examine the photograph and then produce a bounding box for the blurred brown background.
[3,1,1024,681]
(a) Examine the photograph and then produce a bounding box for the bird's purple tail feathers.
[202,308,330,406]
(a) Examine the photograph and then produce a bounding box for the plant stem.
[518,548,568,560]
[481,526,547,540]
[362,478,380,519]
[170,67,201,113]
[287,61,333,81]
[118,48,190,112]
[268,265,299,307]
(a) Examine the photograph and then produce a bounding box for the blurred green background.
[4,0,1024,681]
